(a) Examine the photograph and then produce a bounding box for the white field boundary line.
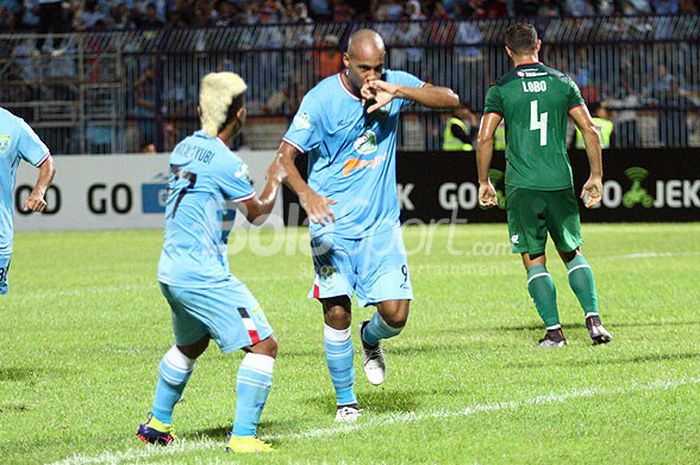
[48,377,700,465]
[600,251,700,260]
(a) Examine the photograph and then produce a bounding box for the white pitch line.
[48,377,700,465]
[601,251,700,260]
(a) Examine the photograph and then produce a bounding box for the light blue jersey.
[157,130,255,288]
[283,70,425,239]
[0,107,50,254]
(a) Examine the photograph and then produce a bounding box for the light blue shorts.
[308,227,413,307]
[159,279,273,353]
[0,254,11,295]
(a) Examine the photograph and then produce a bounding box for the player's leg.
[194,280,277,452]
[322,295,361,421]
[547,189,612,344]
[0,254,11,295]
[308,234,360,421]
[508,189,565,347]
[137,283,208,445]
[227,335,277,453]
[356,227,413,384]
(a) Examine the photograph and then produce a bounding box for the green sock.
[527,265,560,328]
[566,254,599,317]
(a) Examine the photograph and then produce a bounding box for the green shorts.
[506,187,583,255]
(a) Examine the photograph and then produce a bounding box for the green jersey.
[483,62,585,191]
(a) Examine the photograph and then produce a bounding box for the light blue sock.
[361,311,402,347]
[323,325,357,406]
[232,353,275,437]
[152,346,195,424]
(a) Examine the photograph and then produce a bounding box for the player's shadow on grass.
[508,352,700,369]
[0,367,38,382]
[493,320,700,332]
[306,388,421,415]
[190,419,300,441]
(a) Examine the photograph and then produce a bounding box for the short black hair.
[218,92,245,134]
[588,101,602,115]
[504,22,538,55]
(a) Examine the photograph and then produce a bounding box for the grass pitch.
[2,224,699,465]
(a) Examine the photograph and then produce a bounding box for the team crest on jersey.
[235,163,251,182]
[0,135,11,154]
[293,112,311,130]
[353,129,377,155]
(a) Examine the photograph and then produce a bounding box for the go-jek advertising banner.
[14,151,283,231]
[283,149,700,224]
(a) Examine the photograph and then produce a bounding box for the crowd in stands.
[1,0,699,37]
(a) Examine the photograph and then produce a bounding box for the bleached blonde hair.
[199,72,247,136]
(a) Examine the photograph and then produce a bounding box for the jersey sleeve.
[391,70,426,108]
[17,117,50,166]
[566,78,585,110]
[216,156,256,202]
[483,85,504,116]
[282,95,323,154]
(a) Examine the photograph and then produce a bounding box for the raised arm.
[476,112,502,208]
[569,105,603,208]
[267,141,336,225]
[363,81,460,113]
[23,155,56,213]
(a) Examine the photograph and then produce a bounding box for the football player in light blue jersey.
[274,29,459,421]
[0,107,56,295]
[137,72,281,453]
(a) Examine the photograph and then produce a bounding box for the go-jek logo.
[142,172,169,213]
[353,129,377,155]
[622,167,654,208]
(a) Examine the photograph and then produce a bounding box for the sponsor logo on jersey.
[517,70,548,78]
[293,112,311,130]
[343,152,387,177]
[0,135,11,154]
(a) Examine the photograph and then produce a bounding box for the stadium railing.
[0,15,698,154]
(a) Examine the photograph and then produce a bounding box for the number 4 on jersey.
[530,100,548,146]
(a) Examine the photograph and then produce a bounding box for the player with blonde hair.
[137,72,281,453]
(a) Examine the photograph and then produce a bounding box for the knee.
[325,306,352,329]
[381,301,410,328]
[252,335,278,358]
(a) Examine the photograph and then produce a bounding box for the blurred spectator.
[443,106,478,151]
[622,0,652,14]
[167,0,193,27]
[111,1,136,29]
[193,0,217,27]
[658,78,693,147]
[391,18,423,73]
[564,0,596,15]
[406,0,426,19]
[332,0,355,21]
[375,0,404,20]
[308,0,331,21]
[134,69,158,150]
[606,81,643,148]
[214,0,238,27]
[314,33,342,79]
[73,0,110,31]
[680,0,698,13]
[137,2,165,28]
[575,101,614,149]
[538,0,562,15]
[37,0,70,53]
[652,0,680,13]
